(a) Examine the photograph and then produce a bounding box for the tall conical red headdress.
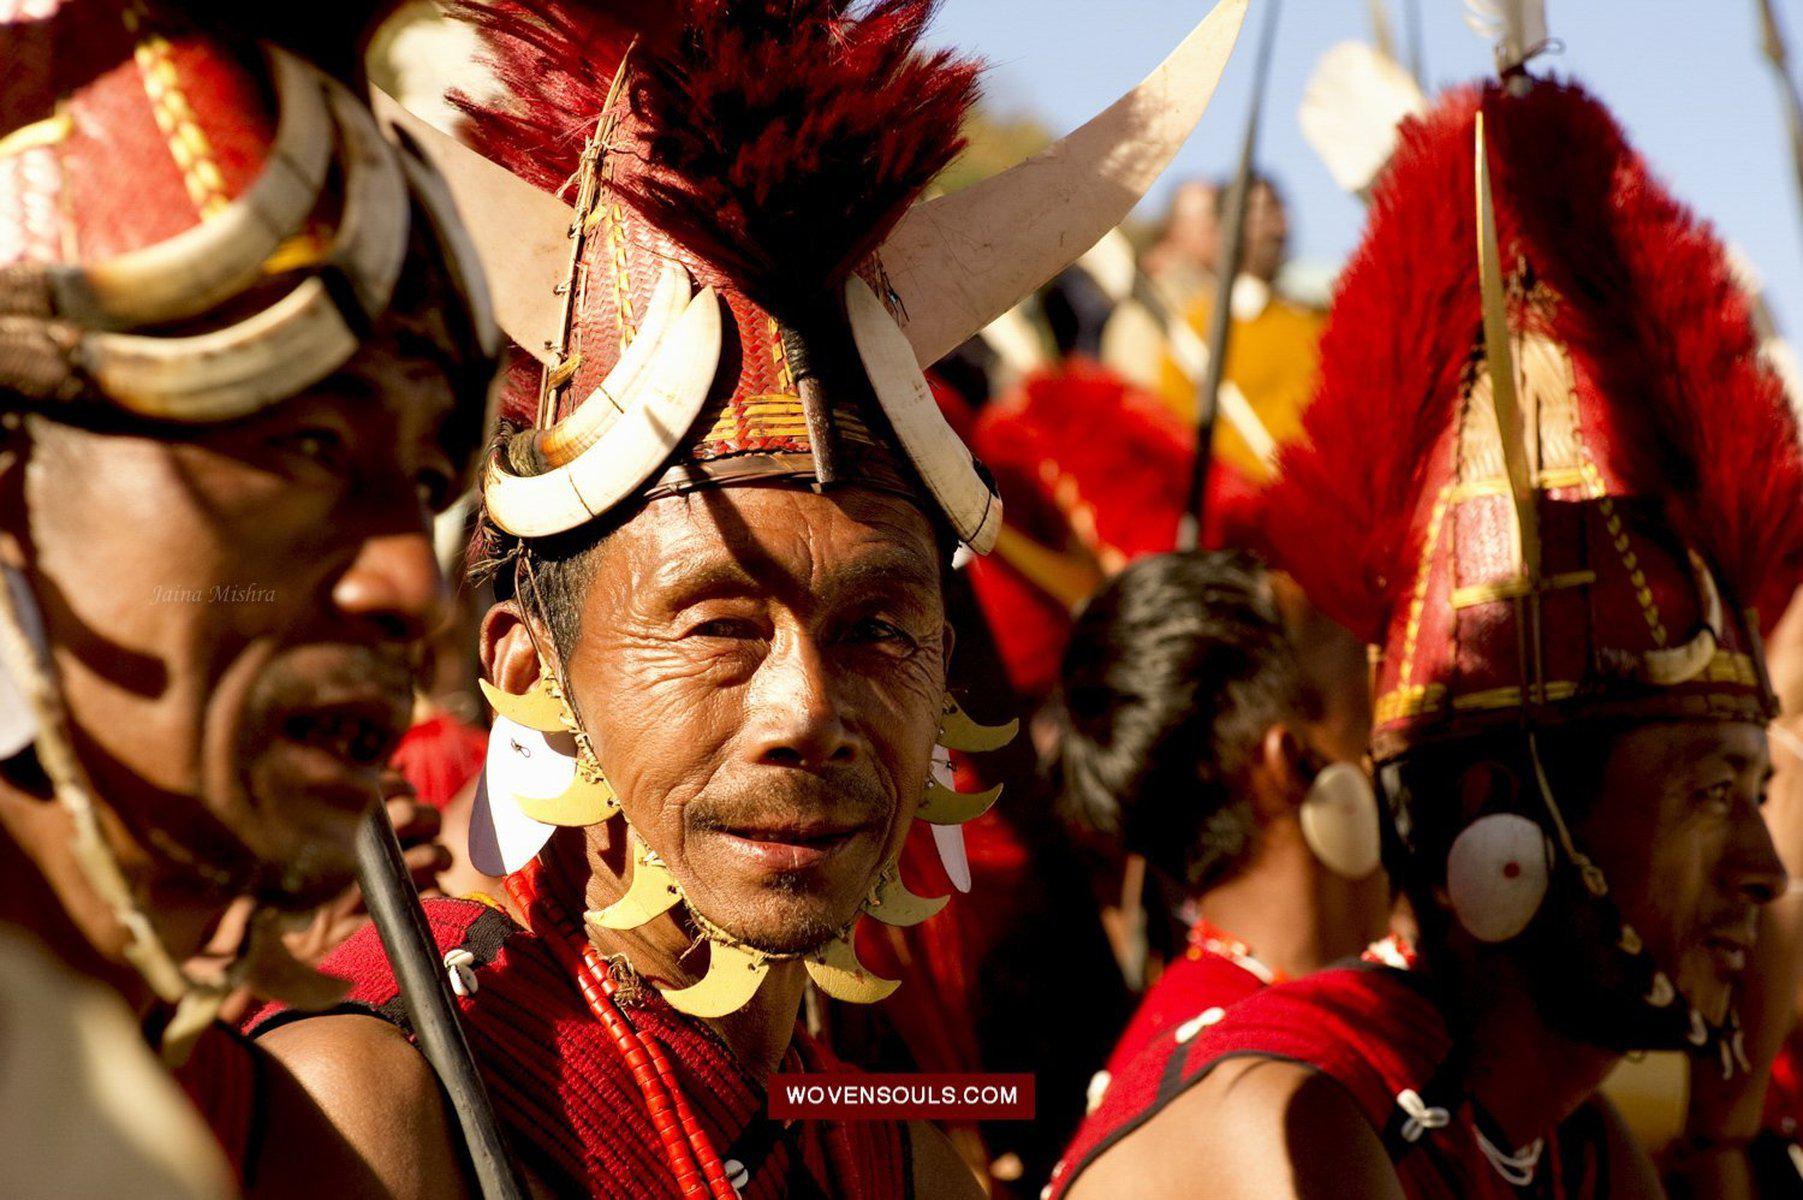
[1263,80,1803,759]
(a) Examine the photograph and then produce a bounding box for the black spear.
[1176,0,1283,551]
[356,804,529,1200]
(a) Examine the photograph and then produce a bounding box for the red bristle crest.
[445,0,673,194]
[1487,80,1803,624]
[616,0,980,311]
[1261,89,1487,644]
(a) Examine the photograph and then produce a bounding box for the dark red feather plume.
[617,0,981,313]
[1263,80,1803,642]
[445,0,673,194]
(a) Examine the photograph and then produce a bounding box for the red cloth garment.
[1048,965,1611,1199]
[389,713,489,810]
[169,1021,262,1187]
[1098,932,1270,1081]
[246,897,907,1199]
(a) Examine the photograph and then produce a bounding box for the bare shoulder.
[252,1013,470,1200]
[906,1120,984,1199]
[1066,1056,1407,1200]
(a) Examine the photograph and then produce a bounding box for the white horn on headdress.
[481,281,723,539]
[370,88,575,366]
[54,46,335,330]
[78,67,412,422]
[377,0,1245,373]
[876,0,1249,367]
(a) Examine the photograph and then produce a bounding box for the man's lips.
[266,695,408,808]
[702,820,874,873]
[1703,934,1752,975]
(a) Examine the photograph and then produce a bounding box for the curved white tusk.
[876,0,1247,366]
[531,261,691,468]
[79,276,359,421]
[74,73,416,423]
[56,45,334,330]
[846,275,1001,552]
[482,287,723,538]
[1644,553,1726,686]
[369,87,574,366]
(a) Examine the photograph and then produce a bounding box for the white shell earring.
[1447,813,1552,943]
[1299,761,1382,880]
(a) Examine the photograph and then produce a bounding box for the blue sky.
[929,0,1803,330]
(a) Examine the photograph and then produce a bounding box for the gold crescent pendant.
[918,778,1002,825]
[861,867,949,927]
[660,940,774,1018]
[804,931,899,1005]
[587,840,681,931]
[937,697,1020,753]
[513,753,621,827]
[479,676,568,734]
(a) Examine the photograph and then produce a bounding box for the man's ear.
[1249,724,1310,821]
[478,601,544,695]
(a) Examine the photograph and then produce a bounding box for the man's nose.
[1727,802,1788,906]
[331,530,449,647]
[745,631,858,771]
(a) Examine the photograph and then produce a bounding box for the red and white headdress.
[417,0,1252,1018]
[1265,80,1803,763]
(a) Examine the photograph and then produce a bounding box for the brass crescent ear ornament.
[477,674,1021,1018]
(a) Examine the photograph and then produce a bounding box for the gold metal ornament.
[936,695,1020,753]
[478,676,566,734]
[661,939,776,1018]
[480,675,621,827]
[918,777,1002,825]
[514,747,621,827]
[587,838,681,931]
[860,865,949,928]
[804,931,900,1004]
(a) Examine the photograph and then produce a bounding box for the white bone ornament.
[380,0,1247,374]
[1299,761,1382,880]
[482,283,723,539]
[846,275,1000,553]
[929,746,972,892]
[1447,813,1552,943]
[467,715,564,876]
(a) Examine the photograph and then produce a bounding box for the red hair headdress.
[1263,79,1803,759]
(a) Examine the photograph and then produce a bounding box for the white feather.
[1299,42,1428,196]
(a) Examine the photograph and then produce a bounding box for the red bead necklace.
[506,867,738,1200]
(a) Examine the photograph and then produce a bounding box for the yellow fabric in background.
[1156,294,1324,480]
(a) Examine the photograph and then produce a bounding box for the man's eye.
[846,618,909,646]
[690,617,762,640]
[417,470,455,511]
[273,427,350,473]
[1696,781,1734,814]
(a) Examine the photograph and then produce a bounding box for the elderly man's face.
[564,485,948,955]
[2,322,475,913]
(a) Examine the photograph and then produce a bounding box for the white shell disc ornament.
[1446,813,1552,943]
[1298,761,1382,880]
[467,715,567,876]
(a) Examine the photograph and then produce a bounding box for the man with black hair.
[1060,550,1388,1088]
[1049,71,1795,1200]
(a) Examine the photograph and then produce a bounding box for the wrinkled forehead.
[600,483,946,609]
